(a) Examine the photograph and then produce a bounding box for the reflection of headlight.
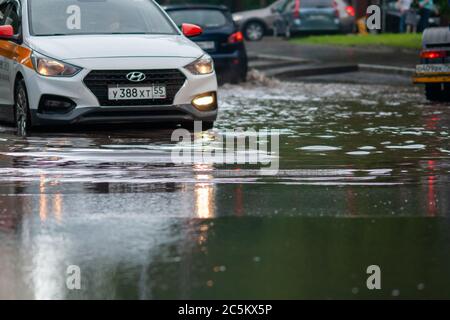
[185,55,214,75]
[32,52,81,77]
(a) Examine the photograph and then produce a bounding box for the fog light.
[192,92,217,111]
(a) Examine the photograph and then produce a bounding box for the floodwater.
[1,80,450,299]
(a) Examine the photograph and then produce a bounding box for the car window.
[29,0,178,36]
[167,9,229,28]
[3,1,20,35]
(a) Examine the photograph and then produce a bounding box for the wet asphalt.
[1,78,450,299]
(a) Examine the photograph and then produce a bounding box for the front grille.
[83,69,186,106]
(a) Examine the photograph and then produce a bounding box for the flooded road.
[1,80,450,299]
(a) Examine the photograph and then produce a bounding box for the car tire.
[14,79,32,137]
[240,68,248,82]
[425,84,446,102]
[243,21,265,41]
[230,70,241,84]
[203,121,214,130]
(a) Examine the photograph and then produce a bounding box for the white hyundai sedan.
[0,0,218,135]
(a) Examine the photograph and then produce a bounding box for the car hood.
[26,34,204,61]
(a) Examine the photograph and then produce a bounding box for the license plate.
[108,85,166,100]
[416,64,450,74]
[196,41,216,51]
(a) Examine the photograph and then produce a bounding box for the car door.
[300,0,337,31]
[266,0,289,29]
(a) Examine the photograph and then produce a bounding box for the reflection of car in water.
[233,0,287,41]
[233,0,355,41]
[0,0,218,136]
[413,27,450,102]
[164,4,248,84]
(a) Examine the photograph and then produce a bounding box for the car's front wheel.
[244,21,265,41]
[425,83,449,102]
[14,79,32,137]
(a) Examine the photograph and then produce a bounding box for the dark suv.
[164,4,248,84]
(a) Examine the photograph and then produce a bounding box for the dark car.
[164,4,248,84]
[280,0,353,35]
[385,0,440,33]
[413,27,450,102]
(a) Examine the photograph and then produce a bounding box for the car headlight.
[233,14,243,21]
[185,55,214,75]
[32,52,81,77]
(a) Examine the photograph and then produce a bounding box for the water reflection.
[38,175,63,223]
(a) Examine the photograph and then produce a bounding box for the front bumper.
[30,104,218,126]
[22,57,218,126]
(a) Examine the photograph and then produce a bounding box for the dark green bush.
[157,0,277,12]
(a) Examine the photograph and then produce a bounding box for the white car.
[0,0,218,136]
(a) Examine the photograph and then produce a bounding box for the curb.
[357,64,415,77]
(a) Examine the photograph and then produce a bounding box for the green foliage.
[291,33,423,50]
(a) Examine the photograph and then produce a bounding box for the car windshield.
[29,0,178,36]
[167,9,229,28]
[302,0,334,7]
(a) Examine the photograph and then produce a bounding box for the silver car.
[233,0,355,41]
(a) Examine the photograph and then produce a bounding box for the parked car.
[413,27,450,102]
[164,4,248,84]
[0,0,218,136]
[233,0,355,41]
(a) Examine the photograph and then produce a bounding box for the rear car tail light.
[346,6,355,17]
[192,92,217,111]
[294,0,300,18]
[332,1,340,17]
[228,31,244,44]
[421,50,446,59]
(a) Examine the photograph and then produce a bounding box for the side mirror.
[182,23,203,38]
[0,25,14,40]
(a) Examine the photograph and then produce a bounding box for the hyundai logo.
[126,72,146,82]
